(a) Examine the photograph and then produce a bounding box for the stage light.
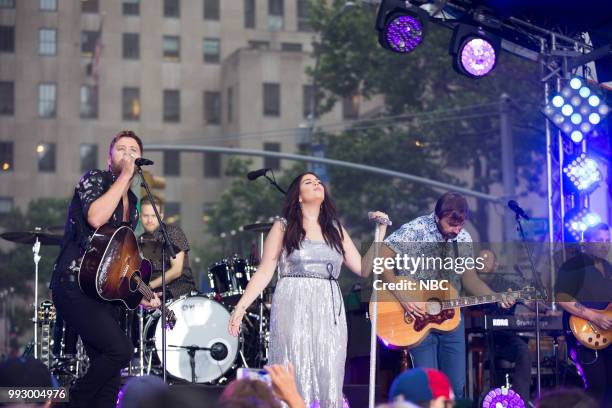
[566,210,602,240]
[570,131,584,143]
[542,76,609,143]
[482,387,525,408]
[376,0,427,54]
[563,154,602,193]
[450,24,500,78]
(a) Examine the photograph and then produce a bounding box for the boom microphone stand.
[136,163,176,384]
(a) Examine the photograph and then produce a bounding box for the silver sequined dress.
[269,237,346,408]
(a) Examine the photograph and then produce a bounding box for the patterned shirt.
[384,212,473,291]
[51,169,139,288]
[139,223,196,299]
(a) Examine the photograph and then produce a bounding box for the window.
[81,30,99,57]
[164,0,179,17]
[164,202,181,226]
[204,91,221,124]
[123,33,139,59]
[203,0,219,20]
[268,0,284,31]
[163,89,180,123]
[264,142,281,170]
[37,143,56,172]
[203,38,220,63]
[248,40,270,50]
[39,28,56,55]
[303,84,314,119]
[80,85,98,119]
[263,83,280,117]
[0,0,14,8]
[0,142,13,172]
[297,0,312,32]
[281,42,302,52]
[122,87,140,121]
[0,82,14,116]
[204,152,221,178]
[40,0,57,11]
[80,144,98,172]
[81,0,98,13]
[123,0,139,15]
[244,0,255,29]
[164,151,180,176]
[0,26,15,53]
[0,197,13,214]
[342,92,359,120]
[227,87,233,123]
[38,83,56,118]
[163,36,180,61]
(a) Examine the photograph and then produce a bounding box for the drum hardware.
[1,227,62,358]
[167,343,229,383]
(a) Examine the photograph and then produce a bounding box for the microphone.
[507,200,530,220]
[368,211,392,226]
[247,168,271,181]
[135,158,154,166]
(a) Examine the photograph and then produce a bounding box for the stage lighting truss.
[375,0,428,54]
[563,154,602,194]
[542,76,610,143]
[565,209,602,240]
[449,24,500,78]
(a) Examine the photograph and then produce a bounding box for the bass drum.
[153,295,238,383]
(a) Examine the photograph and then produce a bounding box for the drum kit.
[0,221,274,386]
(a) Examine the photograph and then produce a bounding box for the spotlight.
[563,154,602,193]
[482,387,525,408]
[542,76,610,143]
[566,209,602,240]
[375,0,428,54]
[450,24,500,78]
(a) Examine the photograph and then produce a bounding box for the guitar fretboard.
[442,291,523,310]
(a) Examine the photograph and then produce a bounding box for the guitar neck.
[441,290,524,310]
[135,278,172,315]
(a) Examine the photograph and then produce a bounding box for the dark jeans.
[409,317,466,398]
[52,281,132,408]
[492,333,531,403]
[570,343,612,407]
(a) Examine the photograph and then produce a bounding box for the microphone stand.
[514,213,546,399]
[263,172,286,195]
[136,164,176,384]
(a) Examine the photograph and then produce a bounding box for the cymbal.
[242,222,274,232]
[0,227,63,245]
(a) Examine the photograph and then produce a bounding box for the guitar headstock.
[519,286,547,302]
[37,300,56,325]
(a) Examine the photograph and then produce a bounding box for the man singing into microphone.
[51,131,161,407]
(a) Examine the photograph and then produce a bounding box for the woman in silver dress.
[228,172,389,407]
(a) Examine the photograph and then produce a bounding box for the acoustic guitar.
[369,277,538,347]
[78,223,176,329]
[568,304,612,350]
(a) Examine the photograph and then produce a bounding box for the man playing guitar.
[556,223,612,406]
[379,192,515,398]
[51,131,160,407]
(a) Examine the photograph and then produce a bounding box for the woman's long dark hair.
[282,172,345,256]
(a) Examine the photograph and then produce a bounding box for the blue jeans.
[408,317,466,398]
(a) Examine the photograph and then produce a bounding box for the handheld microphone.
[247,168,271,181]
[507,200,530,221]
[135,158,154,166]
[368,211,392,226]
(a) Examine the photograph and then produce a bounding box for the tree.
[309,0,547,241]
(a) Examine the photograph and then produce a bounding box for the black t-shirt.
[51,169,139,289]
[555,252,612,310]
[139,223,196,298]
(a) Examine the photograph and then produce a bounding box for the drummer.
[139,196,197,300]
